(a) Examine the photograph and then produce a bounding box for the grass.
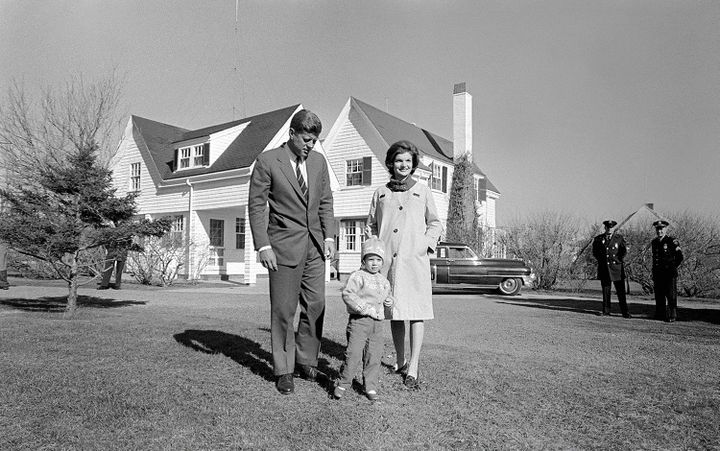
[1,279,719,450]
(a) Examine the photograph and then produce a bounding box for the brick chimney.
[453,82,472,162]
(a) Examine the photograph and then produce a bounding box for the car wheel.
[498,278,521,296]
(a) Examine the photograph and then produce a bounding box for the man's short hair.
[290,109,322,135]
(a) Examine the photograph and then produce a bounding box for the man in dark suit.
[592,220,630,318]
[248,109,336,395]
[651,220,683,322]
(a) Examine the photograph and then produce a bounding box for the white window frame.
[129,162,141,192]
[170,215,184,243]
[430,163,444,192]
[178,144,207,171]
[208,219,225,267]
[235,217,245,250]
[342,219,366,251]
[346,158,364,186]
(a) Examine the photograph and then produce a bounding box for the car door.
[446,246,487,285]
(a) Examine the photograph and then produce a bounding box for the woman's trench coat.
[367,182,443,320]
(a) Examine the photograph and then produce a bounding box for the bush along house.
[322,82,500,277]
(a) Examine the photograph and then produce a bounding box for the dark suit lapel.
[276,146,307,205]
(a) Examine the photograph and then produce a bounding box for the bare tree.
[0,71,125,185]
[500,211,584,290]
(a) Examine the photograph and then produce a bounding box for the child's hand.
[367,307,382,320]
[383,296,395,307]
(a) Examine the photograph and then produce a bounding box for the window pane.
[209,219,224,246]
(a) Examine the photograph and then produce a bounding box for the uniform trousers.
[268,236,325,376]
[601,279,628,315]
[337,315,385,393]
[653,274,678,320]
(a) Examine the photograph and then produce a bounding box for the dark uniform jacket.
[651,235,683,278]
[592,232,627,282]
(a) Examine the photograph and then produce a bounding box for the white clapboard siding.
[326,119,389,218]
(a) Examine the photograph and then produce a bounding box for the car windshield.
[448,247,478,259]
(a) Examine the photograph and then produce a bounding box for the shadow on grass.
[174,329,275,382]
[499,297,720,325]
[0,295,146,312]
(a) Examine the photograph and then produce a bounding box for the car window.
[449,247,476,259]
[437,247,447,258]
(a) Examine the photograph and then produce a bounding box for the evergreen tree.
[445,154,480,251]
[0,142,169,315]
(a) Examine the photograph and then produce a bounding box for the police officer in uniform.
[592,220,630,318]
[651,220,683,322]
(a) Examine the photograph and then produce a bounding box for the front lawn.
[1,282,719,449]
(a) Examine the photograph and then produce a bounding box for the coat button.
[393,229,398,233]
[393,253,397,257]
[399,206,403,210]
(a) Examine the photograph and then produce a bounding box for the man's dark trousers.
[654,275,678,320]
[601,280,628,315]
[268,236,325,376]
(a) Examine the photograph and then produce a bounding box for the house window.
[235,217,245,249]
[177,143,209,171]
[179,148,191,169]
[129,162,141,191]
[193,145,206,167]
[209,219,224,266]
[345,157,372,187]
[429,163,448,193]
[475,178,482,202]
[170,215,184,243]
[342,219,366,251]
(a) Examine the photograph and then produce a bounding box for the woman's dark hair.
[290,109,322,135]
[384,140,420,175]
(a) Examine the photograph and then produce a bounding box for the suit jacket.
[248,144,336,266]
[592,232,626,282]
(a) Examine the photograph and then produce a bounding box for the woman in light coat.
[367,140,443,388]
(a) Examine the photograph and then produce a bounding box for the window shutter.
[362,157,372,185]
[173,148,179,171]
[203,143,210,166]
[442,166,448,192]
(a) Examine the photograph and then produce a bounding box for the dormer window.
[176,143,209,171]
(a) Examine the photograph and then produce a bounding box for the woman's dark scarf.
[386,176,417,192]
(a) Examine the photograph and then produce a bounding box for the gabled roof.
[348,97,499,194]
[351,97,454,164]
[131,104,300,180]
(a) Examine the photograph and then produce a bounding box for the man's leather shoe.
[97,286,110,290]
[276,374,294,395]
[622,313,632,319]
[294,364,326,382]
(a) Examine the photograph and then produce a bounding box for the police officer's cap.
[602,220,617,228]
[653,220,670,229]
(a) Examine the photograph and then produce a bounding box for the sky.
[1,0,718,226]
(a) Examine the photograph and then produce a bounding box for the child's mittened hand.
[383,296,394,307]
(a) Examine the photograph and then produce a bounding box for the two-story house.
[110,83,499,282]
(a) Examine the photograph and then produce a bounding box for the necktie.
[296,157,308,200]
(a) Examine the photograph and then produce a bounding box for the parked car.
[430,242,534,295]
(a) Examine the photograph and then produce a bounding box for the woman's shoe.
[366,390,379,401]
[394,362,409,377]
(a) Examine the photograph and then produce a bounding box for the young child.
[334,237,394,401]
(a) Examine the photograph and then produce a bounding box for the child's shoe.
[333,385,346,399]
[366,390,379,401]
